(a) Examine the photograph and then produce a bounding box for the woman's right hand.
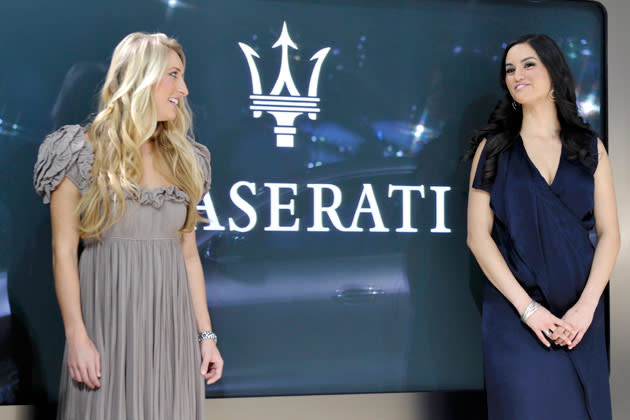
[67,330,101,389]
[524,305,575,348]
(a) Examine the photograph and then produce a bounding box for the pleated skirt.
[57,238,205,420]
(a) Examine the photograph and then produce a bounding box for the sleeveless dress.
[473,134,611,420]
[33,125,211,420]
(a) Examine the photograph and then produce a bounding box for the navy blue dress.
[473,135,611,420]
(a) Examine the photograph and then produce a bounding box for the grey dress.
[33,125,210,420]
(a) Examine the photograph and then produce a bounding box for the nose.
[178,78,189,97]
[513,66,525,81]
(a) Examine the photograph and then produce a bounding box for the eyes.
[505,61,536,74]
[167,68,185,79]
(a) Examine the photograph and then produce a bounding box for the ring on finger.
[546,329,554,336]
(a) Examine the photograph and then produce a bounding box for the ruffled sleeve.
[33,124,94,204]
[192,141,211,196]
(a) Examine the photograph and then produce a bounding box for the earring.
[549,89,556,101]
[512,101,519,110]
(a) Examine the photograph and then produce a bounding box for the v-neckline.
[519,135,564,188]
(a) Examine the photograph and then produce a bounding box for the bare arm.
[181,230,212,332]
[562,139,620,349]
[467,139,573,346]
[579,139,621,307]
[181,230,223,384]
[50,178,84,337]
[467,139,533,315]
[50,177,101,388]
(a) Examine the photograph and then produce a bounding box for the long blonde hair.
[78,32,204,239]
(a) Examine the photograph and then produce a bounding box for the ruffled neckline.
[136,185,189,208]
[77,128,191,208]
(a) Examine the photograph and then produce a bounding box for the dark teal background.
[0,0,604,405]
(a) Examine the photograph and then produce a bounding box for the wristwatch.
[197,331,218,344]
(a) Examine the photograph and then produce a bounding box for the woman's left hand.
[200,340,223,385]
[557,302,595,350]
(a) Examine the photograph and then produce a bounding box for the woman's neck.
[139,139,155,158]
[520,100,561,140]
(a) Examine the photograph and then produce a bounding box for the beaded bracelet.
[198,331,218,344]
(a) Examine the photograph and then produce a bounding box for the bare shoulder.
[593,137,613,181]
[469,137,488,188]
[595,138,610,173]
[473,138,487,162]
[470,137,488,172]
[596,137,607,156]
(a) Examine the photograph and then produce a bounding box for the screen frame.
[2,0,625,418]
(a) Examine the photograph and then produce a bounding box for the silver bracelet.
[198,331,218,344]
[520,300,540,323]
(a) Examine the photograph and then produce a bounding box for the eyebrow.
[168,66,183,73]
[505,57,537,67]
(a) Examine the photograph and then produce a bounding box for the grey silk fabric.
[34,125,210,420]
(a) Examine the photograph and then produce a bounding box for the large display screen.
[0,0,604,403]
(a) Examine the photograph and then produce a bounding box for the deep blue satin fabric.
[473,135,611,420]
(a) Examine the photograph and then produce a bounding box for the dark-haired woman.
[466,34,619,420]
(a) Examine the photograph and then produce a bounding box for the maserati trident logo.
[196,23,452,235]
[239,22,331,148]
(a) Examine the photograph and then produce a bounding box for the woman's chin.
[157,114,177,123]
[514,94,550,108]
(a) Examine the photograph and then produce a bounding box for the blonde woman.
[33,32,222,419]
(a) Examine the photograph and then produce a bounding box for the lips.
[168,97,179,105]
[514,83,529,91]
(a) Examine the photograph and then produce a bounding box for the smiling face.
[504,42,553,106]
[153,49,189,122]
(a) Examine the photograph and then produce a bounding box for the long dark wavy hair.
[463,34,596,189]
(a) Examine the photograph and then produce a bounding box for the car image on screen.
[197,152,483,396]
